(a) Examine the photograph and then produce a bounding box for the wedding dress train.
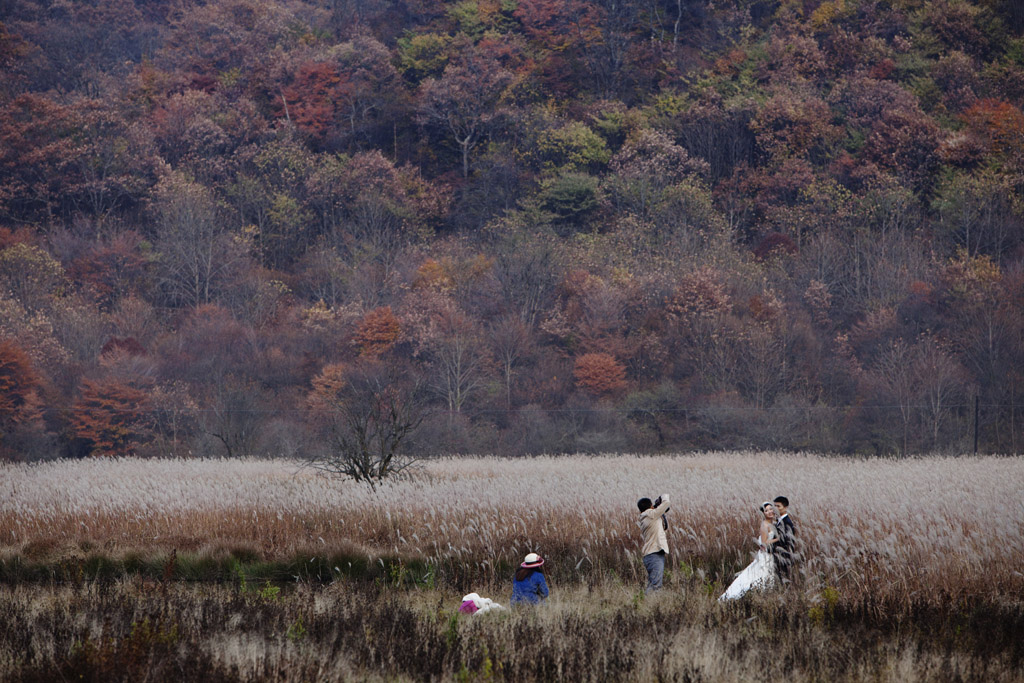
[718,529,778,601]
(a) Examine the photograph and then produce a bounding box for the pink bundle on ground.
[459,593,505,615]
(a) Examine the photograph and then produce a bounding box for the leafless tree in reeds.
[307,361,425,490]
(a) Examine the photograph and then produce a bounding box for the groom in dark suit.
[772,496,797,585]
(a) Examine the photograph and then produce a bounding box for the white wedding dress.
[718,525,777,601]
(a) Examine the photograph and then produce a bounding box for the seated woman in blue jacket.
[511,552,549,606]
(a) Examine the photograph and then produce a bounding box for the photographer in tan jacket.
[637,493,670,593]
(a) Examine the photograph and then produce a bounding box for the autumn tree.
[0,21,31,97]
[750,92,840,164]
[732,290,790,411]
[915,337,972,452]
[574,352,627,396]
[0,94,77,223]
[606,129,720,251]
[329,35,404,148]
[422,306,490,414]
[491,236,560,327]
[152,171,246,308]
[70,378,153,457]
[0,243,65,313]
[0,339,43,449]
[160,0,300,93]
[224,134,317,269]
[489,314,534,409]
[534,120,611,173]
[0,93,157,227]
[280,61,352,143]
[863,102,941,192]
[161,308,263,457]
[961,99,1024,172]
[940,249,1010,399]
[417,51,513,176]
[148,380,200,457]
[199,377,267,458]
[664,268,735,389]
[932,169,1022,260]
[150,90,268,175]
[68,231,152,310]
[607,129,708,216]
[676,95,757,182]
[353,306,401,355]
[543,270,635,360]
[67,100,158,228]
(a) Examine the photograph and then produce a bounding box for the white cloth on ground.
[461,592,506,614]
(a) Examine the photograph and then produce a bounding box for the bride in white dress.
[719,501,780,601]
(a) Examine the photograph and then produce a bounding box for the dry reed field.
[2,453,1023,681]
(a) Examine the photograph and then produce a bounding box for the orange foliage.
[0,339,43,432]
[414,258,454,291]
[747,293,781,324]
[666,269,731,324]
[280,61,352,141]
[942,248,1002,307]
[353,307,401,356]
[963,99,1024,164]
[70,379,153,457]
[308,362,347,413]
[573,352,627,396]
[414,255,494,293]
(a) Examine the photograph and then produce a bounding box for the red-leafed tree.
[513,0,602,53]
[353,306,401,356]
[574,352,627,396]
[70,378,153,457]
[280,61,353,143]
[0,94,76,223]
[962,99,1024,170]
[278,36,403,150]
[0,339,43,441]
[68,231,152,310]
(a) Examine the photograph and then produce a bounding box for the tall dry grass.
[2,453,1023,612]
[2,578,1021,682]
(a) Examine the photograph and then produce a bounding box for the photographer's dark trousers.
[643,550,665,593]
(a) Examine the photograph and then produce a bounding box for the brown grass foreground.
[1,453,1023,681]
[1,578,1021,682]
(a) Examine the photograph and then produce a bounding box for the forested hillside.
[0,0,1022,459]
